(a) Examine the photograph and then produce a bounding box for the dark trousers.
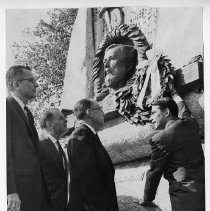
[169,181,205,211]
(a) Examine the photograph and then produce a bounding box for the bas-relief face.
[103,46,127,90]
[18,68,38,100]
[150,105,167,130]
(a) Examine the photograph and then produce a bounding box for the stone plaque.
[175,61,203,94]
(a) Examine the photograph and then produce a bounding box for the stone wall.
[62,5,204,163]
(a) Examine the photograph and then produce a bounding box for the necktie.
[57,141,68,172]
[57,141,70,204]
[24,106,35,129]
[24,106,39,149]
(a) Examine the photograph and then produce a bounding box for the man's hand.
[140,200,157,207]
[7,193,21,211]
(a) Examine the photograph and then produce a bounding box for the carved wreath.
[93,24,175,125]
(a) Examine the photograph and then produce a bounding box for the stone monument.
[61,6,204,211]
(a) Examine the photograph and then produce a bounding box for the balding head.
[74,98,104,132]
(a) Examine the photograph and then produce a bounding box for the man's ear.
[165,108,170,117]
[46,121,53,130]
[12,81,20,90]
[86,109,92,117]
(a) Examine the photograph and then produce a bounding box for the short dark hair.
[151,97,179,117]
[39,108,60,129]
[73,98,93,120]
[6,65,31,91]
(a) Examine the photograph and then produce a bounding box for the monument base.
[115,160,171,211]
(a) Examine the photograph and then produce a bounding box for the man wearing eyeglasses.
[67,98,118,211]
[6,65,50,211]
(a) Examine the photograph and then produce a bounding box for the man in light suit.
[141,84,205,211]
[6,65,50,211]
[68,98,119,211]
[39,108,69,211]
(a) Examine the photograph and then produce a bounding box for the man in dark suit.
[39,108,69,211]
[67,98,118,211]
[141,84,205,211]
[6,65,50,211]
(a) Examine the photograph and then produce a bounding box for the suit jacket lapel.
[8,97,39,152]
[45,139,67,177]
[25,108,39,140]
[94,133,115,172]
[81,124,115,172]
[9,97,30,126]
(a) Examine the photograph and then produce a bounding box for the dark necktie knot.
[24,106,34,123]
[24,106,31,119]
[24,106,30,113]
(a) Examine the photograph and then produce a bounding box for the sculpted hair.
[151,97,179,117]
[6,65,31,91]
[39,108,60,129]
[73,98,93,120]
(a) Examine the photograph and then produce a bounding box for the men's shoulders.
[151,127,174,150]
[39,138,49,143]
[6,97,20,119]
[168,118,197,132]
[6,96,20,111]
[151,129,166,143]
[6,96,14,106]
[39,138,52,156]
[39,138,52,147]
[71,124,92,137]
[69,125,94,147]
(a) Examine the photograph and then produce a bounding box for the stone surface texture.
[115,161,171,211]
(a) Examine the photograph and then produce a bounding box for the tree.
[12,8,78,123]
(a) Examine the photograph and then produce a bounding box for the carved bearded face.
[103,46,127,90]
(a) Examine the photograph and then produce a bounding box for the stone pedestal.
[115,161,171,211]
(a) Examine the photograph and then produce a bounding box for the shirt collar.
[76,120,97,134]
[165,119,178,128]
[11,95,25,111]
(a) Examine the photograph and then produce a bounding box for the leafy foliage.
[12,8,78,122]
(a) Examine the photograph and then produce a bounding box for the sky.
[6,9,50,68]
